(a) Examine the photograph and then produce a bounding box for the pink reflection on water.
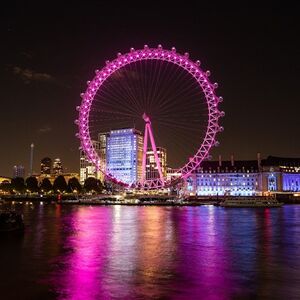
[136,207,175,295]
[175,207,235,300]
[54,207,112,300]
[103,205,139,298]
[50,206,242,299]
[262,208,272,256]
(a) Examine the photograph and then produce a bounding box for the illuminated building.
[13,165,25,178]
[187,154,300,196]
[53,158,63,175]
[106,128,143,185]
[166,167,181,182]
[79,133,108,184]
[41,157,52,175]
[146,147,167,180]
[188,154,261,196]
[98,132,108,182]
[261,156,300,192]
[80,140,101,184]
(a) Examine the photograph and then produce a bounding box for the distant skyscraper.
[146,147,167,180]
[80,140,101,184]
[41,157,52,175]
[13,165,25,178]
[106,128,143,185]
[53,158,63,175]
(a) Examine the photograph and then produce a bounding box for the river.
[1,203,300,299]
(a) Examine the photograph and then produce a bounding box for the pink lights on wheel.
[77,45,224,189]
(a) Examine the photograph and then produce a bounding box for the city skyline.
[0,3,299,177]
[1,4,300,300]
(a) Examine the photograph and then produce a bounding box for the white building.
[79,140,101,184]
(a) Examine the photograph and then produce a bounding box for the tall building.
[146,147,167,180]
[53,158,63,175]
[41,157,52,175]
[80,140,101,184]
[98,132,108,182]
[13,165,25,178]
[29,143,34,176]
[106,128,143,185]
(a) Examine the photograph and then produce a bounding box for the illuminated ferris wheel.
[76,44,224,190]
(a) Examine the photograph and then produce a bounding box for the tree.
[26,176,39,192]
[84,177,103,193]
[104,180,116,193]
[53,175,67,193]
[103,180,112,192]
[11,177,25,193]
[68,177,82,193]
[40,178,53,192]
[0,181,11,193]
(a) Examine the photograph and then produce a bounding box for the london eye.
[76,45,224,190]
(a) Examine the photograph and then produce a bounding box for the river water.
[1,203,300,299]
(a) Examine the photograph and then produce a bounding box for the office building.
[106,128,143,185]
[41,157,52,175]
[98,132,108,182]
[13,165,25,178]
[53,158,63,175]
[146,147,167,180]
[80,140,101,184]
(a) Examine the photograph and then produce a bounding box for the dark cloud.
[37,126,52,134]
[20,51,33,59]
[12,66,55,84]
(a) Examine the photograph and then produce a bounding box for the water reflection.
[54,207,112,299]
[104,206,139,298]
[50,205,300,299]
[134,207,176,298]
[2,204,300,299]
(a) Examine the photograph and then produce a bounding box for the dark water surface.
[1,204,300,299]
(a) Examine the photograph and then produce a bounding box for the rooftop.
[261,156,300,167]
[198,160,259,173]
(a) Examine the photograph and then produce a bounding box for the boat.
[0,210,25,233]
[218,196,283,208]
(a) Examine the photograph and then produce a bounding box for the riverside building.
[260,156,300,193]
[187,154,260,196]
[187,154,300,196]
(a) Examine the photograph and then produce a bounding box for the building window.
[268,174,277,191]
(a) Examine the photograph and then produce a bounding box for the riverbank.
[1,194,299,206]
[0,198,218,207]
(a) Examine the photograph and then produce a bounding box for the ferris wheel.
[76,44,224,190]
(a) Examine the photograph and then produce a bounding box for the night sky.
[0,2,299,177]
